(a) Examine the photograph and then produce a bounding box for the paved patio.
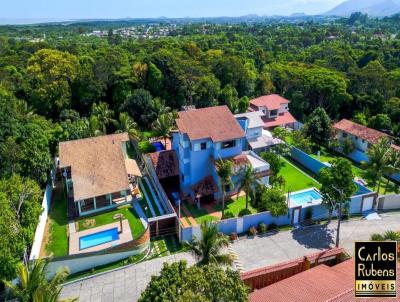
[69,220,132,255]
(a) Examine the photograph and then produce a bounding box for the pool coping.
[287,187,322,209]
[69,220,132,255]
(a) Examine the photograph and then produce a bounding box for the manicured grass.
[279,157,321,193]
[215,195,257,216]
[45,183,69,257]
[140,180,161,216]
[150,235,187,258]
[185,202,219,224]
[310,149,398,195]
[77,205,145,240]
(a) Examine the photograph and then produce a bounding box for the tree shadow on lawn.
[290,223,334,250]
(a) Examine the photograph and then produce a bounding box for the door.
[292,207,301,225]
[362,196,374,212]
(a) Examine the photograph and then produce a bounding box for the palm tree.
[91,102,116,134]
[383,149,400,194]
[4,258,75,302]
[362,137,392,193]
[371,230,400,242]
[215,158,234,217]
[152,112,174,147]
[88,115,103,136]
[185,221,233,266]
[237,165,258,210]
[150,98,171,116]
[115,112,141,141]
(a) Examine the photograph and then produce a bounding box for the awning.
[191,176,219,199]
[125,159,142,177]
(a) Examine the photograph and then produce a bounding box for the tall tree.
[152,112,175,147]
[138,261,248,302]
[319,158,356,247]
[215,158,234,217]
[91,102,115,134]
[115,112,141,141]
[184,221,232,266]
[303,107,332,146]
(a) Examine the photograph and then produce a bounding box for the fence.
[29,169,56,260]
[377,193,400,211]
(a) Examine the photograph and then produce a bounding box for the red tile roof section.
[175,105,245,142]
[333,119,389,144]
[149,150,179,179]
[262,112,297,128]
[249,259,400,302]
[250,94,290,110]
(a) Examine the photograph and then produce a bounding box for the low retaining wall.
[46,228,150,277]
[377,193,400,211]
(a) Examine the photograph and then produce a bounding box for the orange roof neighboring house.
[249,259,400,302]
[176,105,245,142]
[333,119,389,144]
[250,94,290,111]
[262,112,297,128]
[59,133,131,201]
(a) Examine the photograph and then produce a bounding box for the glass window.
[222,140,236,149]
[201,142,207,150]
[270,109,278,116]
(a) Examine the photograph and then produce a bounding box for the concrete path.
[231,212,400,271]
[60,252,196,302]
[61,212,400,302]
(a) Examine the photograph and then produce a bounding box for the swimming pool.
[79,227,119,250]
[151,141,165,152]
[289,189,322,206]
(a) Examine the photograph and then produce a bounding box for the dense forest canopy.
[0,11,399,282]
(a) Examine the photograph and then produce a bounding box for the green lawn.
[77,205,145,240]
[140,179,161,216]
[279,157,321,193]
[150,235,188,258]
[309,149,398,195]
[215,195,257,216]
[185,202,219,224]
[45,183,69,257]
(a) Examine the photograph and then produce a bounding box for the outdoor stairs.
[228,243,244,273]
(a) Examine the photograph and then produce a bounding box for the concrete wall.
[30,183,53,260]
[46,243,149,277]
[377,193,400,211]
[290,147,328,175]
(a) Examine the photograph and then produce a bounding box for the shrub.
[371,233,384,241]
[248,226,257,236]
[238,208,252,217]
[258,223,267,234]
[128,255,137,263]
[230,232,238,241]
[138,141,156,154]
[267,223,278,231]
[223,211,235,219]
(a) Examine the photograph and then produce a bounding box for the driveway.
[231,212,400,271]
[61,212,400,301]
[60,252,196,302]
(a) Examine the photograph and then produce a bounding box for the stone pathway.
[228,243,244,273]
[181,204,197,226]
[202,203,222,220]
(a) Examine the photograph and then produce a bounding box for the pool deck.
[69,220,132,255]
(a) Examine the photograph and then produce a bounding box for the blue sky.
[1,0,345,20]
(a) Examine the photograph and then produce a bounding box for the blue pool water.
[151,141,165,152]
[79,228,119,250]
[289,189,322,206]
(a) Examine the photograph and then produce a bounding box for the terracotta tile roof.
[333,119,389,144]
[149,150,179,179]
[175,105,245,142]
[392,144,400,151]
[59,133,130,201]
[125,159,142,177]
[250,94,290,110]
[262,112,297,128]
[249,259,400,302]
[191,175,219,198]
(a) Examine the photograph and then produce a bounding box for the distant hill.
[325,0,400,17]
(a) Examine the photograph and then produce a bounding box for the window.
[342,132,348,138]
[270,109,278,116]
[222,140,236,149]
[201,142,207,150]
[355,136,358,141]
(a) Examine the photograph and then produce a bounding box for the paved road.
[61,212,400,302]
[232,213,400,271]
[60,253,196,302]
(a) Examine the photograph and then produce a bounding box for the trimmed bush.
[138,141,156,154]
[238,208,252,217]
[258,223,267,234]
[223,211,235,219]
[267,223,278,231]
[248,226,257,236]
[230,232,238,241]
